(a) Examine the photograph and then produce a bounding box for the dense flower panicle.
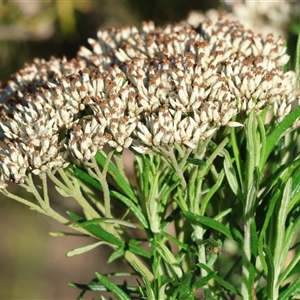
[199,20,289,68]
[0,18,299,186]
[80,19,289,73]
[220,0,299,37]
[66,119,110,161]
[0,143,29,186]
[0,57,87,117]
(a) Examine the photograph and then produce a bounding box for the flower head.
[0,19,299,186]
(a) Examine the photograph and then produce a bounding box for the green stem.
[58,168,74,190]
[40,172,50,207]
[241,219,251,299]
[114,152,131,185]
[48,171,72,194]
[0,187,45,214]
[25,174,45,208]
[160,146,187,189]
[90,152,114,218]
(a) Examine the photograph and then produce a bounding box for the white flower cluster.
[0,19,298,187]
[220,0,299,37]
[188,0,300,38]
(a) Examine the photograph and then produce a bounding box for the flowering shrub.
[0,18,300,299]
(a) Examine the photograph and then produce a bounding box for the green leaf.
[264,245,275,299]
[71,166,148,228]
[184,212,234,240]
[222,149,241,197]
[156,241,183,279]
[257,114,267,172]
[49,231,87,237]
[71,164,103,190]
[263,105,300,165]
[295,25,300,87]
[192,270,216,289]
[230,124,243,191]
[108,247,125,263]
[67,241,105,257]
[250,219,258,257]
[279,275,300,300]
[67,211,123,247]
[291,163,300,198]
[244,111,260,194]
[95,273,131,300]
[213,274,239,295]
[173,271,194,298]
[127,240,151,258]
[162,231,189,251]
[110,191,148,229]
[279,250,300,284]
[231,226,243,245]
[187,157,207,167]
[258,190,280,273]
[75,217,138,229]
[69,282,107,292]
[273,179,292,270]
[200,170,225,216]
[95,152,138,203]
[131,260,156,300]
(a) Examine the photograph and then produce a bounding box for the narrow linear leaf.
[127,240,151,259]
[110,190,148,229]
[273,179,292,270]
[76,217,138,229]
[257,114,267,172]
[187,157,207,167]
[157,241,183,278]
[230,125,243,190]
[131,260,156,300]
[71,166,148,228]
[162,231,189,251]
[257,188,281,272]
[173,271,194,298]
[67,211,123,247]
[49,231,87,237]
[244,111,260,193]
[192,271,216,289]
[295,26,300,87]
[279,275,300,300]
[95,152,138,203]
[67,241,105,257]
[222,149,240,197]
[95,273,131,300]
[279,251,300,284]
[200,170,225,216]
[184,212,233,240]
[213,274,239,295]
[291,163,300,198]
[264,245,275,298]
[264,105,300,164]
[108,247,125,263]
[250,219,258,257]
[69,282,107,292]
